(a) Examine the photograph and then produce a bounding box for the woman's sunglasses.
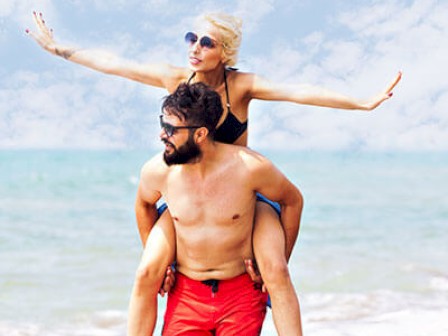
[184,32,217,49]
[159,115,202,137]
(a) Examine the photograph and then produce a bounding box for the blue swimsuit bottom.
[157,193,280,217]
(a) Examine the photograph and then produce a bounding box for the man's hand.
[244,259,267,292]
[159,265,176,297]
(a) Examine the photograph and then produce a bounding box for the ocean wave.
[0,311,127,336]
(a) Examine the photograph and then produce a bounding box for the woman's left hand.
[361,71,402,111]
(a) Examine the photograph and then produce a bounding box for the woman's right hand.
[26,12,58,55]
[25,12,175,86]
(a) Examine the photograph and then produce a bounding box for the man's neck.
[182,141,220,178]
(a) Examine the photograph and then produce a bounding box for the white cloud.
[0,68,155,148]
[2,0,447,151]
[0,0,15,16]
[234,0,275,33]
[247,0,448,151]
[0,0,56,26]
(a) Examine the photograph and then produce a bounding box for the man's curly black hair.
[161,83,223,139]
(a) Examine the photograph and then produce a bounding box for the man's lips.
[162,139,174,149]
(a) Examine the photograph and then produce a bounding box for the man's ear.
[195,127,209,143]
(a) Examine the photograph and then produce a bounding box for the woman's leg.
[253,202,303,336]
[127,210,176,336]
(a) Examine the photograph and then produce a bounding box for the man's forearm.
[135,202,158,247]
[281,195,304,261]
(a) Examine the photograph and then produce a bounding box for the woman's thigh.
[253,201,286,266]
[138,210,176,274]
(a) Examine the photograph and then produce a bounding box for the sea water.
[1,150,447,335]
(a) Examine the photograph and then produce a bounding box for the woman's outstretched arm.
[26,11,180,87]
[249,71,402,111]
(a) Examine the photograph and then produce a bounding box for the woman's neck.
[192,65,226,89]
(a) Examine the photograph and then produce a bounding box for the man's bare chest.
[164,174,254,226]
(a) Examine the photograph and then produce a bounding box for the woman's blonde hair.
[199,13,243,67]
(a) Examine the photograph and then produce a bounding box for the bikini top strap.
[223,69,231,113]
[188,70,231,114]
[187,72,196,84]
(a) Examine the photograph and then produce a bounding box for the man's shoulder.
[141,152,169,176]
[219,144,271,170]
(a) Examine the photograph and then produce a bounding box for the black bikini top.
[187,69,248,144]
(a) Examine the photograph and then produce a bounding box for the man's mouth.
[162,139,174,149]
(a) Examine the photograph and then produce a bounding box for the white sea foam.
[303,308,448,336]
[430,276,448,291]
[2,150,447,336]
[261,290,448,335]
[2,305,447,336]
[0,311,127,336]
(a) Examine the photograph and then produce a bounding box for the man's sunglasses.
[159,115,202,137]
[184,32,217,49]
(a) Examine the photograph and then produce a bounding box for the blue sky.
[1,0,447,151]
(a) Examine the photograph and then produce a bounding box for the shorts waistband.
[175,272,252,295]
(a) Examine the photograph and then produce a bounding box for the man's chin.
[163,153,175,166]
[163,153,200,166]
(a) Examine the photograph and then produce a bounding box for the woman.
[28,11,401,336]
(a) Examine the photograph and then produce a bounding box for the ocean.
[1,150,447,335]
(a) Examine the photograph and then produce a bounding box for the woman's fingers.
[32,11,44,32]
[32,11,51,36]
[385,71,402,94]
[363,71,402,110]
[27,11,56,51]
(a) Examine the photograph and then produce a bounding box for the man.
[128,83,303,335]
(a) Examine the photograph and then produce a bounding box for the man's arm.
[135,185,159,246]
[251,156,303,261]
[135,157,164,246]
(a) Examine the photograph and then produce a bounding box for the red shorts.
[162,273,268,335]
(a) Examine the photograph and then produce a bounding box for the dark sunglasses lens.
[160,118,174,136]
[200,36,215,48]
[165,124,174,136]
[185,32,197,44]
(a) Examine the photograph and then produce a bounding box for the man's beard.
[163,134,201,166]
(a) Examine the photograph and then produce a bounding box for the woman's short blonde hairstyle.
[199,13,243,67]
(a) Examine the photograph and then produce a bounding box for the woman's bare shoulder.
[161,66,194,92]
[229,69,255,83]
[226,70,256,100]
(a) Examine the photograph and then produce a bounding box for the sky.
[1,0,447,151]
